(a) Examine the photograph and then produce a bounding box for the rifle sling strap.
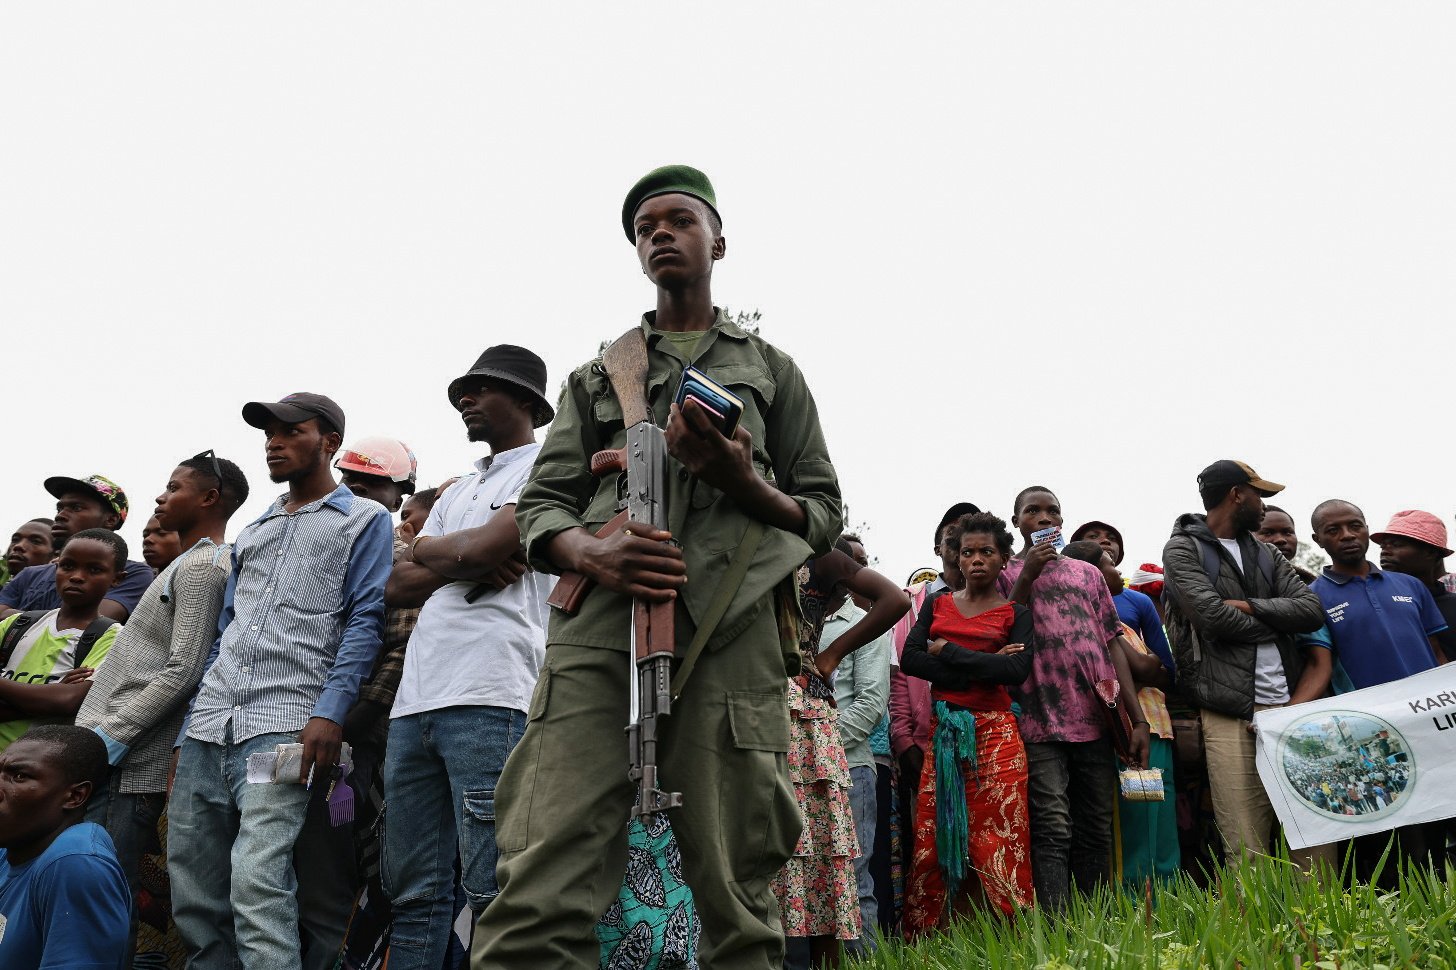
[670,520,765,700]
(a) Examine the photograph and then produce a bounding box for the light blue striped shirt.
[186,483,394,744]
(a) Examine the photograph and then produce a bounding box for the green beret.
[621,164,720,242]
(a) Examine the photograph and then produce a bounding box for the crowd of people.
[1,165,1452,970]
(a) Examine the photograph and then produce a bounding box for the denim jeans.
[382,706,525,970]
[844,764,878,956]
[86,772,164,967]
[168,730,311,970]
[1024,738,1115,911]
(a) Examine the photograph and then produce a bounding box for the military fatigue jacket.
[517,308,843,652]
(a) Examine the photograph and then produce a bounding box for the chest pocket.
[288,550,350,614]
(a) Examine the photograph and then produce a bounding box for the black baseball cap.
[935,501,982,545]
[242,392,346,437]
[1196,459,1284,497]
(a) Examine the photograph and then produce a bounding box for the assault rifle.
[545,330,682,818]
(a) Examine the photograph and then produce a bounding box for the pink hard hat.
[1371,510,1452,557]
[335,437,418,495]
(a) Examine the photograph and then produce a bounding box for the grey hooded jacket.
[1162,513,1325,720]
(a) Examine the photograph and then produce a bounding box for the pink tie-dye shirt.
[998,556,1121,744]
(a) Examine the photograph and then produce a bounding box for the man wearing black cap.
[1162,460,1331,867]
[474,167,843,969]
[168,392,394,970]
[376,346,556,970]
[0,474,154,622]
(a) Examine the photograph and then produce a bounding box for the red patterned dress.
[898,593,1035,934]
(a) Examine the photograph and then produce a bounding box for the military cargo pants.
[472,605,802,969]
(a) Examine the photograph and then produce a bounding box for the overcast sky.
[3,3,1452,586]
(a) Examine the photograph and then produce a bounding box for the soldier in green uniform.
[471,166,844,969]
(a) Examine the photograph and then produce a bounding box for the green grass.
[847,852,1456,970]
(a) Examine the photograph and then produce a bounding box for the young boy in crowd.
[0,530,126,751]
[475,165,843,969]
[75,452,248,942]
[1000,487,1149,911]
[1062,540,1180,887]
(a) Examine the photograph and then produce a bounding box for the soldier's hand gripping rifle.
[544,331,682,817]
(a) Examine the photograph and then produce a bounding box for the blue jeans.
[168,730,311,970]
[382,706,525,970]
[844,764,878,956]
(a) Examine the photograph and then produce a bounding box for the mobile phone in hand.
[674,366,744,438]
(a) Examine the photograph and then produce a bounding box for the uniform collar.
[638,307,749,350]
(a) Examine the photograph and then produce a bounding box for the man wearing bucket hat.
[379,346,556,970]
[474,167,843,969]
[168,391,394,970]
[1374,509,1456,663]
[0,474,154,622]
[1162,460,1331,868]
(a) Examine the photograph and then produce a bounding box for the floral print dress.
[769,561,862,940]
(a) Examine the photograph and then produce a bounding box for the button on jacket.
[186,483,394,744]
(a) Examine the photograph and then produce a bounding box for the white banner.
[1253,663,1456,850]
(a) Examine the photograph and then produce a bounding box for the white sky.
[3,3,1453,585]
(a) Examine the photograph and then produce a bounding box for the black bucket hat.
[447,345,554,428]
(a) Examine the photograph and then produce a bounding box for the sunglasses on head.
[194,449,223,484]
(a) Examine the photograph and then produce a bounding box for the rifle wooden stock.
[544,508,631,614]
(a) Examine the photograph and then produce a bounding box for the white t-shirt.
[390,443,556,718]
[1218,537,1290,705]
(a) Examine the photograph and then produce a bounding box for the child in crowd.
[1062,540,1180,889]
[900,512,1035,932]
[0,529,125,750]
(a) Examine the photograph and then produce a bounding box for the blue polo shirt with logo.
[1309,564,1447,690]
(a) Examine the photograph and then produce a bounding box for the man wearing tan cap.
[1162,460,1332,867]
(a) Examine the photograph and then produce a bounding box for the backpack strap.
[1198,538,1221,587]
[73,616,118,670]
[0,610,49,670]
[1253,542,1275,592]
[1194,535,1275,596]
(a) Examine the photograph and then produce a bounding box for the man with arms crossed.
[382,346,555,969]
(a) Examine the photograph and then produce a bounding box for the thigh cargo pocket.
[460,789,502,907]
[493,668,551,855]
[720,689,798,881]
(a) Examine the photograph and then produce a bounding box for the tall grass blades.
[848,852,1455,970]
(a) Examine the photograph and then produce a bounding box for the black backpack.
[0,610,117,674]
